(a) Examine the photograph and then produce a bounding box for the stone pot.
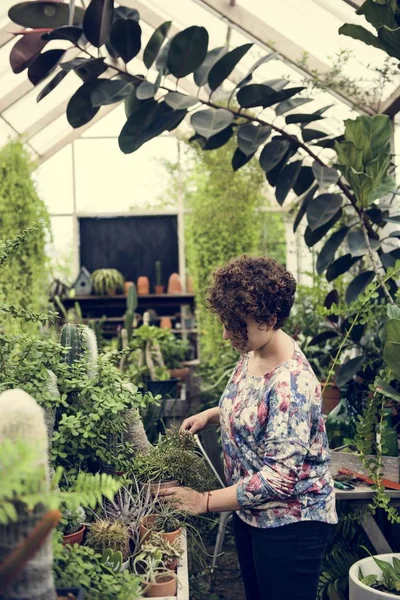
[349,553,400,599]
[160,317,172,329]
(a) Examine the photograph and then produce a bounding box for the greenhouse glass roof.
[0,0,399,165]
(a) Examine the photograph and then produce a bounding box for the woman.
[159,256,337,600]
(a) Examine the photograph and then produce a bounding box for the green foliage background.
[181,138,286,371]
[0,141,50,331]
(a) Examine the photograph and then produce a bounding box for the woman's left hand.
[157,486,207,515]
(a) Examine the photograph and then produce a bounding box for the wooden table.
[335,485,400,553]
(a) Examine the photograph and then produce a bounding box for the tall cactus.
[60,324,98,378]
[0,389,57,600]
[124,283,138,343]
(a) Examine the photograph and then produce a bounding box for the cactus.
[60,324,98,378]
[123,383,151,455]
[124,283,138,343]
[0,389,57,600]
[155,261,162,287]
[86,519,130,561]
[44,370,59,448]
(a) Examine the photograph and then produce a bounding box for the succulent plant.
[91,269,124,296]
[86,519,130,561]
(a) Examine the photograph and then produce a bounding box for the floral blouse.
[219,341,338,528]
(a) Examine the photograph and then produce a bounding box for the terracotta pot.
[186,276,194,293]
[321,381,340,415]
[124,281,133,295]
[154,285,165,294]
[137,276,150,295]
[63,525,85,546]
[139,514,181,544]
[160,317,172,329]
[169,367,189,381]
[167,273,183,294]
[143,571,177,597]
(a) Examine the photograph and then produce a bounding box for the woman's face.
[223,317,276,353]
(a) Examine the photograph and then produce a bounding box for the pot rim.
[349,553,400,598]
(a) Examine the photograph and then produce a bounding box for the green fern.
[0,438,121,525]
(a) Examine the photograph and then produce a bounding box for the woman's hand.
[157,486,207,515]
[180,407,219,434]
[180,412,209,434]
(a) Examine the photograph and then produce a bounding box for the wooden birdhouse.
[72,266,92,296]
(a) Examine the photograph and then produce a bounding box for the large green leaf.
[37,69,67,102]
[259,139,291,173]
[275,97,311,116]
[143,21,171,69]
[208,43,252,91]
[312,162,339,186]
[119,99,159,153]
[309,331,339,346]
[190,108,233,139]
[61,57,107,82]
[316,227,349,275]
[375,380,400,403]
[357,0,397,29]
[91,80,134,106]
[10,32,48,74]
[285,113,324,126]
[83,0,114,48]
[167,26,208,78]
[28,49,65,85]
[293,185,317,233]
[155,41,170,76]
[9,1,84,28]
[339,24,385,52]
[383,318,400,376]
[302,129,329,143]
[164,92,198,109]
[305,210,342,247]
[307,194,342,230]
[293,166,315,196]
[232,148,255,172]
[275,160,302,205]
[347,229,380,257]
[237,84,305,109]
[194,46,227,87]
[344,114,392,160]
[109,18,141,63]
[326,254,360,282]
[67,80,101,128]
[345,271,375,304]
[136,80,158,100]
[237,123,271,156]
[378,25,400,60]
[201,126,233,150]
[42,26,83,44]
[336,356,366,387]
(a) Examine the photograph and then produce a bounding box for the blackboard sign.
[79,215,179,289]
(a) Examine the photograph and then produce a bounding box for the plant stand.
[139,530,189,600]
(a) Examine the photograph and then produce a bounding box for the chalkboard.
[79,215,179,290]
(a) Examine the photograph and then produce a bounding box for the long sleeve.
[236,372,312,509]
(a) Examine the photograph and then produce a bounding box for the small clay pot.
[124,281,133,295]
[63,525,85,546]
[154,285,165,294]
[139,514,181,545]
[322,381,340,415]
[143,571,177,598]
[160,317,172,329]
[169,367,189,381]
[167,273,183,294]
[137,276,150,295]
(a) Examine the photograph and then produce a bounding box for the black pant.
[233,514,334,600]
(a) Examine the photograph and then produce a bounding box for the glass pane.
[35,145,74,215]
[29,113,72,155]
[74,136,179,213]
[0,116,17,146]
[48,215,75,283]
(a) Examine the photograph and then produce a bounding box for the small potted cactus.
[154,261,164,294]
[86,519,131,571]
[61,507,86,546]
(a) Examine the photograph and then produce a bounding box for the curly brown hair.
[207,255,296,344]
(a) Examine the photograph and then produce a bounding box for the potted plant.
[133,549,177,598]
[154,261,164,294]
[140,531,183,570]
[61,507,86,546]
[139,503,182,545]
[86,519,131,571]
[137,276,150,295]
[349,553,400,599]
[91,269,124,296]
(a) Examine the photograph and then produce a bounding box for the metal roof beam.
[381,86,400,118]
